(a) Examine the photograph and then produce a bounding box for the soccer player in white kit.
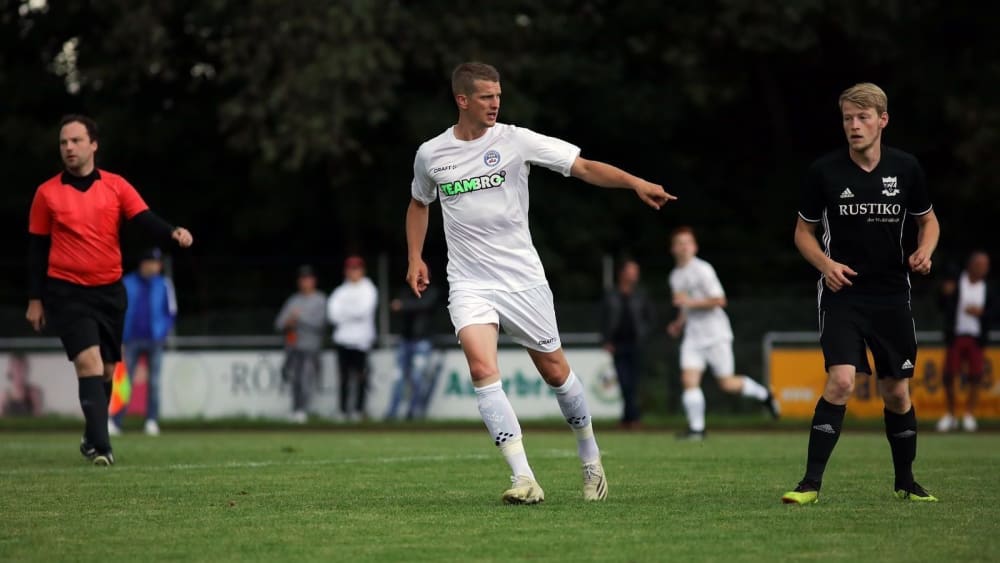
[667,227,779,440]
[405,62,675,504]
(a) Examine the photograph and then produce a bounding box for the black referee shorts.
[819,301,917,379]
[44,277,127,363]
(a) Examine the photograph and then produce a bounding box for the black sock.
[79,376,111,453]
[884,406,917,490]
[803,397,847,488]
[103,379,113,408]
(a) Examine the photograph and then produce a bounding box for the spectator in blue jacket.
[110,248,177,436]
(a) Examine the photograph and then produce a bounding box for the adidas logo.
[901,359,914,370]
[839,187,855,198]
[892,430,917,439]
[812,424,836,434]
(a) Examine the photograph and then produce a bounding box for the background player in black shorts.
[26,115,193,466]
[781,83,940,504]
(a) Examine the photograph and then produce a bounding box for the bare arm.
[794,217,857,292]
[667,308,687,338]
[675,295,728,310]
[569,157,676,210]
[908,210,939,275]
[405,198,430,297]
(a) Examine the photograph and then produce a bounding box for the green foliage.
[1,0,997,314]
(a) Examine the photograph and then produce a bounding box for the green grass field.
[1,428,997,562]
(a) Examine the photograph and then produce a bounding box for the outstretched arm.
[406,198,430,297]
[570,157,676,210]
[129,211,193,248]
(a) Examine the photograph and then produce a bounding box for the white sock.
[739,376,769,401]
[682,388,706,432]
[475,381,534,479]
[551,371,601,463]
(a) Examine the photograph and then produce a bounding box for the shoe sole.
[895,492,938,502]
[502,488,544,505]
[781,496,818,505]
[93,455,113,467]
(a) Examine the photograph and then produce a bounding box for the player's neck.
[848,142,881,172]
[676,256,695,267]
[453,118,490,141]
[66,162,96,177]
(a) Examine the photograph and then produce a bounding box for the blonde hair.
[839,83,887,115]
[451,62,500,95]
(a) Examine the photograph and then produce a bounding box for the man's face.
[968,253,990,280]
[298,274,317,293]
[458,79,501,128]
[841,101,887,153]
[60,121,97,173]
[345,265,365,283]
[620,262,640,286]
[671,233,698,262]
[139,258,162,278]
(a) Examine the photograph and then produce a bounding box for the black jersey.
[798,146,932,304]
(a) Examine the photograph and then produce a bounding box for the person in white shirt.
[405,61,675,504]
[938,251,993,432]
[327,256,378,421]
[667,227,779,440]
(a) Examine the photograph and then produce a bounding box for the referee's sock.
[803,397,846,488]
[79,376,111,453]
[884,406,917,490]
[103,379,113,409]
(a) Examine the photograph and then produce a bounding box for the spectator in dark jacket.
[386,284,439,420]
[601,259,656,428]
[937,251,994,433]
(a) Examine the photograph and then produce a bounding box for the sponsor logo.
[901,359,914,370]
[484,149,501,167]
[812,423,836,434]
[882,176,899,196]
[839,187,855,199]
[438,170,506,197]
[892,429,916,438]
[431,164,458,174]
[838,203,902,216]
[537,337,557,346]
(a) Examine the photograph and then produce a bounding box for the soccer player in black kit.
[782,83,940,504]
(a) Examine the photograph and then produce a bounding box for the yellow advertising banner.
[771,347,1000,419]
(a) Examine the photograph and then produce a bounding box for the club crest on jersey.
[881,176,899,196]
[483,150,501,168]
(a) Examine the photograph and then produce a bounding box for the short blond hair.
[839,83,887,115]
[451,62,500,95]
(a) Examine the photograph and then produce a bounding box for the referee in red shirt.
[26,115,193,466]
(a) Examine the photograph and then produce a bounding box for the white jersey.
[669,256,733,346]
[955,272,986,336]
[411,123,581,292]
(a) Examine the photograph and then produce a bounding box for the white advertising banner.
[1,348,622,421]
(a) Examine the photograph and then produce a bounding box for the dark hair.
[451,62,500,95]
[670,225,696,241]
[59,114,99,143]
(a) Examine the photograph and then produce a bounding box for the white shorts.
[680,339,734,377]
[447,285,561,353]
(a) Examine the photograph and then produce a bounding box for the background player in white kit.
[667,227,779,439]
[405,62,675,504]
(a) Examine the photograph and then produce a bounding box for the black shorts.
[819,301,917,379]
[44,277,127,363]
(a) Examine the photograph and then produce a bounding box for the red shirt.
[28,169,149,286]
